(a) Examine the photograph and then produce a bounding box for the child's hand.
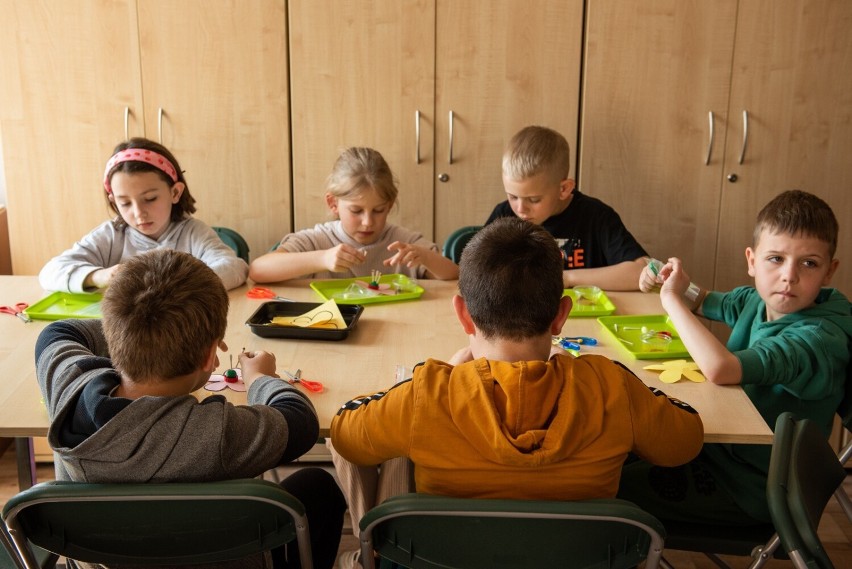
[658,258,692,302]
[323,244,366,272]
[239,350,279,387]
[86,265,122,289]
[447,346,474,366]
[639,263,663,293]
[384,241,425,268]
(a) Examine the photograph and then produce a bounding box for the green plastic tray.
[597,314,691,359]
[563,289,616,317]
[310,274,424,305]
[24,292,103,320]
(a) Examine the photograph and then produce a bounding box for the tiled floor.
[2,442,850,568]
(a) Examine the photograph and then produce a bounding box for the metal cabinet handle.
[124,107,131,140]
[448,110,454,165]
[738,110,749,165]
[157,108,164,144]
[415,110,421,164]
[704,111,715,165]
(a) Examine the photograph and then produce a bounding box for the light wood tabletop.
[0,275,773,489]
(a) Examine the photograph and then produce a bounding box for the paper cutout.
[205,368,247,392]
[354,280,397,295]
[270,299,347,329]
[644,360,706,383]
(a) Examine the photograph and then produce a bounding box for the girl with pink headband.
[39,138,248,292]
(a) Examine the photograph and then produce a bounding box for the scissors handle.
[247,287,294,302]
[282,369,324,393]
[295,378,324,392]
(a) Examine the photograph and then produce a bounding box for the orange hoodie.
[330,353,703,500]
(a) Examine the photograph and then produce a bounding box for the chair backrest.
[788,415,848,569]
[441,225,482,263]
[359,494,666,569]
[835,359,852,464]
[1,520,56,569]
[213,226,250,263]
[766,413,805,565]
[2,479,312,569]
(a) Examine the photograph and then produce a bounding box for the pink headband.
[103,148,179,194]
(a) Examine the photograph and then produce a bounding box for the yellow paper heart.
[643,359,706,383]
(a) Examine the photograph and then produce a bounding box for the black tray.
[245,301,364,341]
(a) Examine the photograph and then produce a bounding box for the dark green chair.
[213,226,250,263]
[359,494,666,569]
[441,226,481,263]
[2,479,312,569]
[658,410,849,569]
[775,413,849,569]
[832,362,852,523]
[0,521,56,569]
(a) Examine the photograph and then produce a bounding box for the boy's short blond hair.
[754,190,839,258]
[102,249,229,382]
[502,126,571,185]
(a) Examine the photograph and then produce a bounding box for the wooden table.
[0,276,773,490]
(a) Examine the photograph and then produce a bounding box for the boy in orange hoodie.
[331,217,703,502]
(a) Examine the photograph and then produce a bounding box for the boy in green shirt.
[619,189,851,524]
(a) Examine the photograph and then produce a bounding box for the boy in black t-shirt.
[485,125,648,290]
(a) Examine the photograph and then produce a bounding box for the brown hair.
[104,137,197,226]
[326,147,399,206]
[459,217,564,340]
[753,190,839,258]
[502,126,571,185]
[102,249,228,382]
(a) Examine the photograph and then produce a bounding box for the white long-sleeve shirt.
[39,217,248,292]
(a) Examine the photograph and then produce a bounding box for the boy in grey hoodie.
[35,249,345,569]
[619,190,851,526]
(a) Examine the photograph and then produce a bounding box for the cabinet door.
[0,0,143,275]
[288,0,436,237]
[137,0,291,260]
[715,0,852,295]
[434,0,583,244]
[580,0,738,287]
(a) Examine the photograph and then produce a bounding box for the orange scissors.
[1,302,31,323]
[246,286,293,302]
[282,369,324,393]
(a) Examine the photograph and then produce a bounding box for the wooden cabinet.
[289,0,583,245]
[0,0,290,274]
[580,0,851,295]
[712,1,852,294]
[0,0,141,276]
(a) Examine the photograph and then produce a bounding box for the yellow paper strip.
[270,299,347,329]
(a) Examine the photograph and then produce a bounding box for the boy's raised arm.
[658,258,743,384]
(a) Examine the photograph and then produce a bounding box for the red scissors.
[282,369,324,393]
[247,286,293,302]
[1,302,31,323]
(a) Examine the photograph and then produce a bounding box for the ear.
[558,178,575,200]
[170,182,186,203]
[823,258,840,285]
[325,192,339,215]
[201,341,219,373]
[745,246,757,278]
[452,294,477,335]
[549,295,573,335]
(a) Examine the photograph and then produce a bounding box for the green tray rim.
[563,288,616,317]
[24,291,104,320]
[310,274,424,305]
[596,314,691,360]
